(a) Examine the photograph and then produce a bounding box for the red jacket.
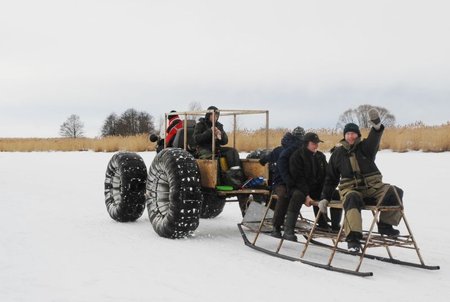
[166,115,183,147]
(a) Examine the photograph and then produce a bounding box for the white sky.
[1,0,449,137]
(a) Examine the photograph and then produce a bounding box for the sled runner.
[239,185,440,277]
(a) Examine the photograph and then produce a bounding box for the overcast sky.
[1,0,449,137]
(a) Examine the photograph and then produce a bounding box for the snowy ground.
[0,151,448,302]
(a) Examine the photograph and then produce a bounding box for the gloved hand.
[368,108,381,130]
[259,158,268,166]
[318,199,329,213]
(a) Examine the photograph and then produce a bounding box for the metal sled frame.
[239,185,440,277]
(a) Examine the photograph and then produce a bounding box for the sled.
[239,185,440,277]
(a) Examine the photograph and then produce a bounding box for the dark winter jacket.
[289,146,327,199]
[321,125,385,200]
[259,145,284,186]
[193,117,228,152]
[277,133,303,188]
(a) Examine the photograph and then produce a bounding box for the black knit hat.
[343,123,361,137]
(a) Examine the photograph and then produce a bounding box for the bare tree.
[187,101,202,121]
[60,114,85,138]
[136,111,155,134]
[101,108,155,136]
[336,104,396,130]
[101,113,119,136]
[117,108,139,135]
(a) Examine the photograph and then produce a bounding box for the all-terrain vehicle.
[104,109,272,238]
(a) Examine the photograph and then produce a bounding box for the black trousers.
[219,147,241,168]
[272,186,342,228]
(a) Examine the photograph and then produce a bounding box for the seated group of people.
[165,106,404,253]
[165,106,245,187]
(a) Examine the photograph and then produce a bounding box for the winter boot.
[346,231,362,253]
[270,225,282,239]
[378,221,400,236]
[347,240,361,253]
[282,212,298,242]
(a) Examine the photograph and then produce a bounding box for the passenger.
[319,109,403,252]
[269,127,305,238]
[193,106,243,188]
[166,110,183,147]
[283,132,342,241]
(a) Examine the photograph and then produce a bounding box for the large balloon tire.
[146,148,202,238]
[200,191,226,219]
[104,152,147,222]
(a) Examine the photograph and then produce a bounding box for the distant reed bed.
[1,124,449,152]
[0,134,154,152]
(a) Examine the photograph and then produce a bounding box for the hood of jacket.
[168,114,180,122]
[281,132,302,149]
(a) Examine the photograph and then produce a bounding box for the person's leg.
[330,190,343,231]
[313,206,330,229]
[197,149,213,159]
[220,147,241,168]
[271,185,288,238]
[283,189,305,241]
[220,147,244,188]
[342,190,364,252]
[374,185,403,235]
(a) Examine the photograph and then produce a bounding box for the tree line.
[59,104,396,138]
[59,109,155,138]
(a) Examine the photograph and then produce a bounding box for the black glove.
[259,158,268,166]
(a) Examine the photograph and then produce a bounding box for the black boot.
[378,221,400,236]
[346,231,362,253]
[283,212,298,241]
[270,225,282,239]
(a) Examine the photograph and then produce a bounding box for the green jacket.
[321,125,384,200]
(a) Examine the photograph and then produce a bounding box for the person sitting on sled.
[259,127,305,238]
[281,132,343,241]
[319,109,404,253]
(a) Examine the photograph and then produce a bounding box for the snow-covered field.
[0,151,448,302]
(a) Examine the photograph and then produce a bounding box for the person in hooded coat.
[268,127,305,238]
[165,110,184,147]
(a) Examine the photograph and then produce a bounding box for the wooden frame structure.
[163,109,272,206]
[238,185,440,276]
[164,109,270,156]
